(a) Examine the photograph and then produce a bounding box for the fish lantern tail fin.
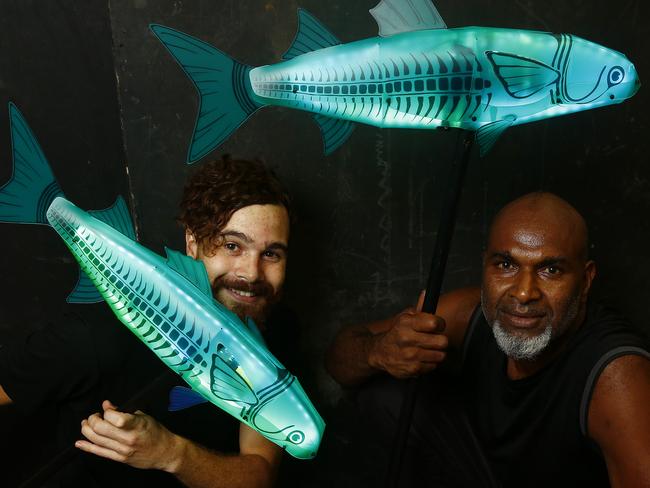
[0,103,137,304]
[150,25,264,164]
[0,102,64,225]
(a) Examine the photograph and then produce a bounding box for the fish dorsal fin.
[67,271,103,304]
[165,247,212,296]
[0,103,64,225]
[282,9,341,61]
[313,114,356,155]
[68,196,136,304]
[210,344,258,405]
[486,52,560,99]
[370,0,447,37]
[476,116,516,157]
[88,196,137,241]
[168,386,209,411]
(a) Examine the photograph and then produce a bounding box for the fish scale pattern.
[251,34,495,129]
[48,203,210,381]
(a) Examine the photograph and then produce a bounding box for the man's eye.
[224,242,239,252]
[263,250,281,260]
[545,266,560,275]
[497,261,512,270]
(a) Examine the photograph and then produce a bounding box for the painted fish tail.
[0,103,137,303]
[150,25,264,164]
[0,103,64,225]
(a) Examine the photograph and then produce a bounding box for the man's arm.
[588,354,650,488]
[0,385,12,405]
[325,287,480,386]
[76,400,282,488]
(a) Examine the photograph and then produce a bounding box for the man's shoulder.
[578,301,649,351]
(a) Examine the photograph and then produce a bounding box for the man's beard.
[482,289,581,361]
[211,275,280,326]
[491,321,553,360]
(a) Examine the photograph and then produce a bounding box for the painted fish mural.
[151,0,640,161]
[0,103,325,459]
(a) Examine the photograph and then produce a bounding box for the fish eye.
[287,429,305,445]
[607,66,625,87]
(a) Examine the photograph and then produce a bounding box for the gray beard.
[491,321,553,360]
[484,290,582,361]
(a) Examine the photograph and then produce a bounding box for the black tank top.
[461,302,649,488]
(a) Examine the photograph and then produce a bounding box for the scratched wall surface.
[0,0,648,485]
[107,0,649,393]
[108,0,649,484]
[0,1,131,485]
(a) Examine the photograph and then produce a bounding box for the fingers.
[416,289,426,312]
[75,439,130,463]
[79,417,135,458]
[369,310,450,378]
[397,311,446,336]
[84,411,137,445]
[103,399,118,412]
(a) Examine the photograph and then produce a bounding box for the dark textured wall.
[107,0,650,400]
[0,2,130,485]
[0,1,130,336]
[0,0,648,485]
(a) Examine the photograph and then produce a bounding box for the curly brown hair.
[178,155,291,250]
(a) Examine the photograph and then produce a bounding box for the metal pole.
[385,130,475,487]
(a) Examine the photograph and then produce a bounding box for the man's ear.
[185,229,198,259]
[582,260,597,298]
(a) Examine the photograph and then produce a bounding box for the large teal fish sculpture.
[0,103,325,459]
[151,0,640,161]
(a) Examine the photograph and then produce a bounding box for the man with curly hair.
[0,156,295,488]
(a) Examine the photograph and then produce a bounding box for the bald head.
[488,192,589,263]
[481,192,596,364]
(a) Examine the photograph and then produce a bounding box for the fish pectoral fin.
[282,9,341,61]
[67,268,103,304]
[370,0,447,37]
[88,196,137,241]
[486,52,560,99]
[476,116,516,157]
[210,352,258,405]
[165,247,213,297]
[168,386,210,412]
[313,115,356,156]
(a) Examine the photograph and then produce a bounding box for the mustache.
[212,276,274,297]
[498,303,547,317]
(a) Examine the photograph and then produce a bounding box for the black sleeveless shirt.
[461,303,650,488]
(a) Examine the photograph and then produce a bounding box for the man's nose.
[510,270,541,303]
[235,253,261,282]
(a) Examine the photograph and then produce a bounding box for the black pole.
[385,130,474,488]
[18,370,173,488]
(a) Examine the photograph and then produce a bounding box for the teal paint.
[152,1,640,161]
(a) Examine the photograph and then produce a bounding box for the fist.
[368,309,448,378]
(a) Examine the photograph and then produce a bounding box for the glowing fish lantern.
[0,103,325,459]
[151,0,640,161]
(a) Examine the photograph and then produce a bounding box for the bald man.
[326,192,650,488]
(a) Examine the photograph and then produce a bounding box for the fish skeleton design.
[151,0,640,162]
[0,103,324,459]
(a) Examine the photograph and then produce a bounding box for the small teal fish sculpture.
[151,0,640,161]
[0,103,325,459]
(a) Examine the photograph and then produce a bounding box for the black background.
[0,0,648,485]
